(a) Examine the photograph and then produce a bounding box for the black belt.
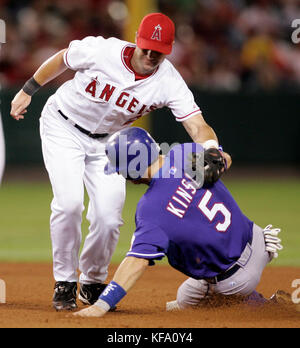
[58,110,109,139]
[204,232,253,284]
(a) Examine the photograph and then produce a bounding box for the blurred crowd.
[1,0,300,92]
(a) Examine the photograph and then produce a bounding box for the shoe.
[244,291,268,306]
[52,281,77,311]
[78,283,108,306]
[79,283,117,311]
[166,300,181,311]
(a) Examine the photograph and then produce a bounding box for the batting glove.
[263,224,283,259]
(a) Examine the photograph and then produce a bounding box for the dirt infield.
[0,263,299,328]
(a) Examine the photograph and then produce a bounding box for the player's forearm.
[112,257,149,292]
[73,257,148,318]
[89,257,148,316]
[182,113,219,146]
[10,49,68,120]
[192,123,218,145]
[33,49,68,86]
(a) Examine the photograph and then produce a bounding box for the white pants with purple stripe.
[176,224,271,308]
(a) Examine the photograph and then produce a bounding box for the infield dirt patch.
[0,263,299,328]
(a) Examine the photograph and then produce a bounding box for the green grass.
[223,177,300,267]
[0,178,299,266]
[0,181,146,263]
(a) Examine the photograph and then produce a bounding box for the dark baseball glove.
[204,148,226,185]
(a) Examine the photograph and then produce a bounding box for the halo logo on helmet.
[104,127,161,180]
[151,24,162,41]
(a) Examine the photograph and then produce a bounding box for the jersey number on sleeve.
[197,190,231,232]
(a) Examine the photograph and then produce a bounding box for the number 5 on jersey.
[198,190,231,232]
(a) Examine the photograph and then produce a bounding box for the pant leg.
[79,151,126,284]
[176,224,271,307]
[40,112,86,282]
[177,278,210,308]
[213,224,271,296]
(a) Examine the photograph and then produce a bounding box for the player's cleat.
[78,283,108,305]
[78,283,117,311]
[52,281,78,311]
[166,300,181,311]
[244,290,268,306]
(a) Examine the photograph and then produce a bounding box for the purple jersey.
[127,144,253,279]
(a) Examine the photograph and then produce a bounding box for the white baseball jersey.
[53,36,201,134]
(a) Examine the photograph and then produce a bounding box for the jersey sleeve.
[126,223,169,265]
[64,36,105,70]
[165,65,201,122]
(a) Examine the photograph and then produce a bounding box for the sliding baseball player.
[73,127,285,318]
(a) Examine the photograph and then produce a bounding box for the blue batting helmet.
[104,127,161,180]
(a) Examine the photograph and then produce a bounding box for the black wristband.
[22,77,41,96]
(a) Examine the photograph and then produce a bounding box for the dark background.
[1,87,300,165]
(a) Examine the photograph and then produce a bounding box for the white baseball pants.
[40,97,126,284]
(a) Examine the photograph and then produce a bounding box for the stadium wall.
[1,88,299,165]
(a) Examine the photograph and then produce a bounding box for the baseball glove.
[204,148,226,185]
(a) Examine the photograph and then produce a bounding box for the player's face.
[132,47,166,75]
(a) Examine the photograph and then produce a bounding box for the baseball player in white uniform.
[10,13,221,311]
